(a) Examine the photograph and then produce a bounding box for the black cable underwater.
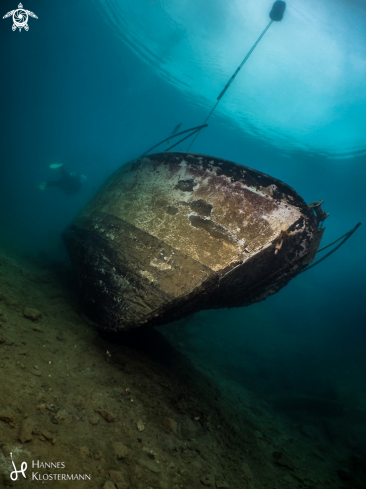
[165,128,204,152]
[300,222,361,273]
[187,1,286,151]
[140,124,208,157]
[216,20,273,103]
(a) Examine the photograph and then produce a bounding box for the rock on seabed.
[63,152,322,332]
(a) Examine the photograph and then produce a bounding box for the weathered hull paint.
[63,152,321,332]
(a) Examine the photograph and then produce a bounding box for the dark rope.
[165,128,203,152]
[217,20,273,102]
[187,20,273,151]
[317,228,355,253]
[141,124,208,157]
[300,222,361,273]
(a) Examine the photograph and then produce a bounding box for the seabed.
[0,238,364,489]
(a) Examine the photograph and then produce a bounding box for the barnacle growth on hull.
[63,152,322,332]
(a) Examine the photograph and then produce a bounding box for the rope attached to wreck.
[300,222,361,273]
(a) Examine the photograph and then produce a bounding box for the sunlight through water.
[97,0,366,158]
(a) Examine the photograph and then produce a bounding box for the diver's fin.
[49,163,64,169]
[38,181,47,190]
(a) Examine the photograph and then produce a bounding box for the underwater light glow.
[97,0,366,158]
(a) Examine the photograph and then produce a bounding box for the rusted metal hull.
[63,152,321,332]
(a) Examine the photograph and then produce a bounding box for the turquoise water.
[98,0,366,157]
[1,0,365,485]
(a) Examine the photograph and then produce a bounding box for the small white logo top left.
[3,2,38,32]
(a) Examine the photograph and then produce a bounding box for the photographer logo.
[10,453,27,481]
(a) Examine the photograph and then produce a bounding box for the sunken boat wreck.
[63,152,325,332]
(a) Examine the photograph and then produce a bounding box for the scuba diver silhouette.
[39,164,86,196]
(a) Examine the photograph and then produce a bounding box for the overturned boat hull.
[63,152,322,332]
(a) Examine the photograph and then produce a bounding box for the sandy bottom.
[0,241,364,489]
